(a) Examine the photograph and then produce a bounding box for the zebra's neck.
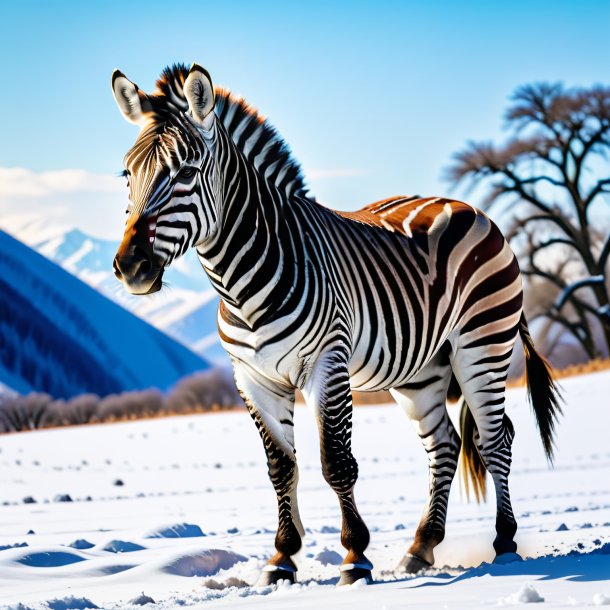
[196,119,302,328]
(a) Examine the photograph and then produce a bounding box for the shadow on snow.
[405,542,610,587]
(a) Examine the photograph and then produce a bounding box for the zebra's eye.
[181,166,196,178]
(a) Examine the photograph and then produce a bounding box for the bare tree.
[447,83,610,360]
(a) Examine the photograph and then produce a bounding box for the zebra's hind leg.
[390,353,459,573]
[450,338,521,563]
[303,351,372,586]
[232,362,304,585]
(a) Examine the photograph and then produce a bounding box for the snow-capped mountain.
[0,229,209,399]
[1,217,225,365]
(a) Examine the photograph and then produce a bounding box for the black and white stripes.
[111,63,561,585]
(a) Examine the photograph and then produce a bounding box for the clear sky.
[1,0,609,237]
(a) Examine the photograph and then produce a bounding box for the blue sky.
[1,0,609,237]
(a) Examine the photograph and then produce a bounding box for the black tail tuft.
[459,397,487,503]
[519,313,563,462]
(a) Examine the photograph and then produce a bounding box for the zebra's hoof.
[493,552,523,565]
[338,560,373,586]
[398,553,432,574]
[257,564,297,586]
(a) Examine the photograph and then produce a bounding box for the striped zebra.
[111,63,561,585]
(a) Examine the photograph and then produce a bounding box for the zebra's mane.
[153,64,312,200]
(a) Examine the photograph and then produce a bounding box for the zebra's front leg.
[232,362,304,585]
[303,352,372,586]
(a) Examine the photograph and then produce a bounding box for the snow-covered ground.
[0,371,609,609]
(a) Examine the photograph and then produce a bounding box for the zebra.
[111,63,561,586]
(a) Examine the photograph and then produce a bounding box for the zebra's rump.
[333,197,523,391]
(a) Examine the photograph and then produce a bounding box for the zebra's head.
[111,64,217,295]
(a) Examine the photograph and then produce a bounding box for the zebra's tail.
[518,312,563,462]
[459,396,487,502]
[458,313,562,502]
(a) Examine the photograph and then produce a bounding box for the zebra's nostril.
[133,246,152,275]
[114,248,154,282]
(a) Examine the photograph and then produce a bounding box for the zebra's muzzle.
[113,246,164,295]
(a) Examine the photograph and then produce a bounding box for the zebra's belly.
[347,304,457,392]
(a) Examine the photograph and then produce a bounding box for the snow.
[501,583,545,604]
[0,371,608,609]
[143,524,206,539]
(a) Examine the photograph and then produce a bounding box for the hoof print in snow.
[113,479,124,486]
[556,523,569,531]
[144,522,205,539]
[128,593,155,606]
[22,496,37,504]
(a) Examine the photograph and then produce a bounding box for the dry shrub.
[0,368,243,433]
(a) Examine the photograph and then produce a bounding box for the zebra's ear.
[184,64,215,126]
[111,70,151,126]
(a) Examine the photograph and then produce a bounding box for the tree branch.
[585,177,610,208]
[598,233,610,271]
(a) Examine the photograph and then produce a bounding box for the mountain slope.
[0,230,209,398]
[3,218,224,364]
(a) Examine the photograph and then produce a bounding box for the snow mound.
[314,548,343,566]
[45,597,98,610]
[2,604,34,610]
[144,522,205,539]
[128,593,155,606]
[100,540,146,554]
[593,594,610,606]
[162,549,247,577]
[0,543,28,552]
[502,583,545,604]
[68,539,94,550]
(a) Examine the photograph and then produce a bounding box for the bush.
[0,368,243,433]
